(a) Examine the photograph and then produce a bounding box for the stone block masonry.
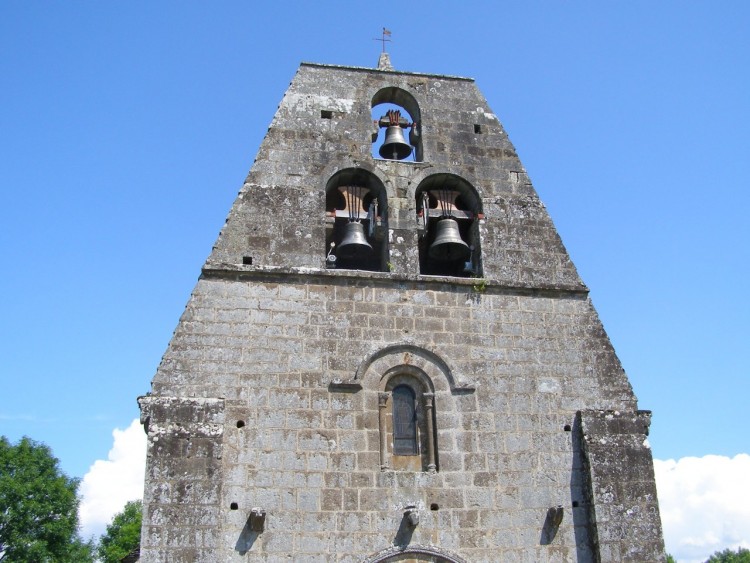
[139,60,665,562]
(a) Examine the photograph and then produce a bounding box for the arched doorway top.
[363,544,468,563]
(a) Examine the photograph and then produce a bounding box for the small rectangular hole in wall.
[242,256,253,265]
[474,124,482,134]
[321,110,333,119]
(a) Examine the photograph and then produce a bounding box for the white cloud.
[79,419,147,539]
[655,454,750,563]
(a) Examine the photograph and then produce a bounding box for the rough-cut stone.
[139,59,665,562]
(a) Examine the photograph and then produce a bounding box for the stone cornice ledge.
[327,380,363,393]
[201,263,589,296]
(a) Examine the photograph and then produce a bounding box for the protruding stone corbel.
[403,505,419,529]
[248,508,266,532]
[541,505,563,544]
[328,380,363,392]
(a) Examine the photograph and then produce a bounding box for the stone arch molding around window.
[329,343,476,393]
[328,344,476,473]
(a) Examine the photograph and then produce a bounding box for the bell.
[337,222,373,259]
[379,126,412,160]
[428,218,470,262]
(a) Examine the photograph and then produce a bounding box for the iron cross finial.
[373,27,392,53]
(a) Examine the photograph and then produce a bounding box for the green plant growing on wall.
[472,278,487,293]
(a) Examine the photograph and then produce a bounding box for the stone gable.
[139,60,665,562]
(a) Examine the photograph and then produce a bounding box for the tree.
[706,547,750,563]
[0,436,94,562]
[98,500,142,563]
[666,554,677,563]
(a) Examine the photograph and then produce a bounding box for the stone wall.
[139,61,665,562]
[141,272,647,561]
[580,410,665,561]
[138,396,225,560]
[205,63,584,291]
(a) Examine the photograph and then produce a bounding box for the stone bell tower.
[139,55,665,562]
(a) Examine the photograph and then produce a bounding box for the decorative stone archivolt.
[327,344,474,473]
[329,343,475,393]
[363,544,467,563]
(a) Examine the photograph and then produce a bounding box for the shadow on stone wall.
[393,514,416,548]
[234,523,260,556]
[570,413,596,560]
[539,505,564,545]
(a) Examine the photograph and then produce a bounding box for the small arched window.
[378,371,437,473]
[392,385,418,455]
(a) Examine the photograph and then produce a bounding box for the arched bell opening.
[371,87,422,162]
[416,174,483,277]
[325,168,388,272]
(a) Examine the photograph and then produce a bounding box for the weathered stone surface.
[580,410,665,562]
[139,60,665,562]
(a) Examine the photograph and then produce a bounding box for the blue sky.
[1,2,749,557]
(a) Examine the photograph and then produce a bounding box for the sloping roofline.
[301,62,475,82]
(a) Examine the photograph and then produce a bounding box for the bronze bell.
[379,126,412,160]
[337,222,373,259]
[428,218,470,262]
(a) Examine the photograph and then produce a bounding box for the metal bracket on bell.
[368,201,377,238]
[420,192,430,236]
[326,242,337,267]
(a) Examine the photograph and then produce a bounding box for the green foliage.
[471,278,487,293]
[666,554,677,563]
[0,435,94,562]
[98,500,143,563]
[706,547,750,562]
